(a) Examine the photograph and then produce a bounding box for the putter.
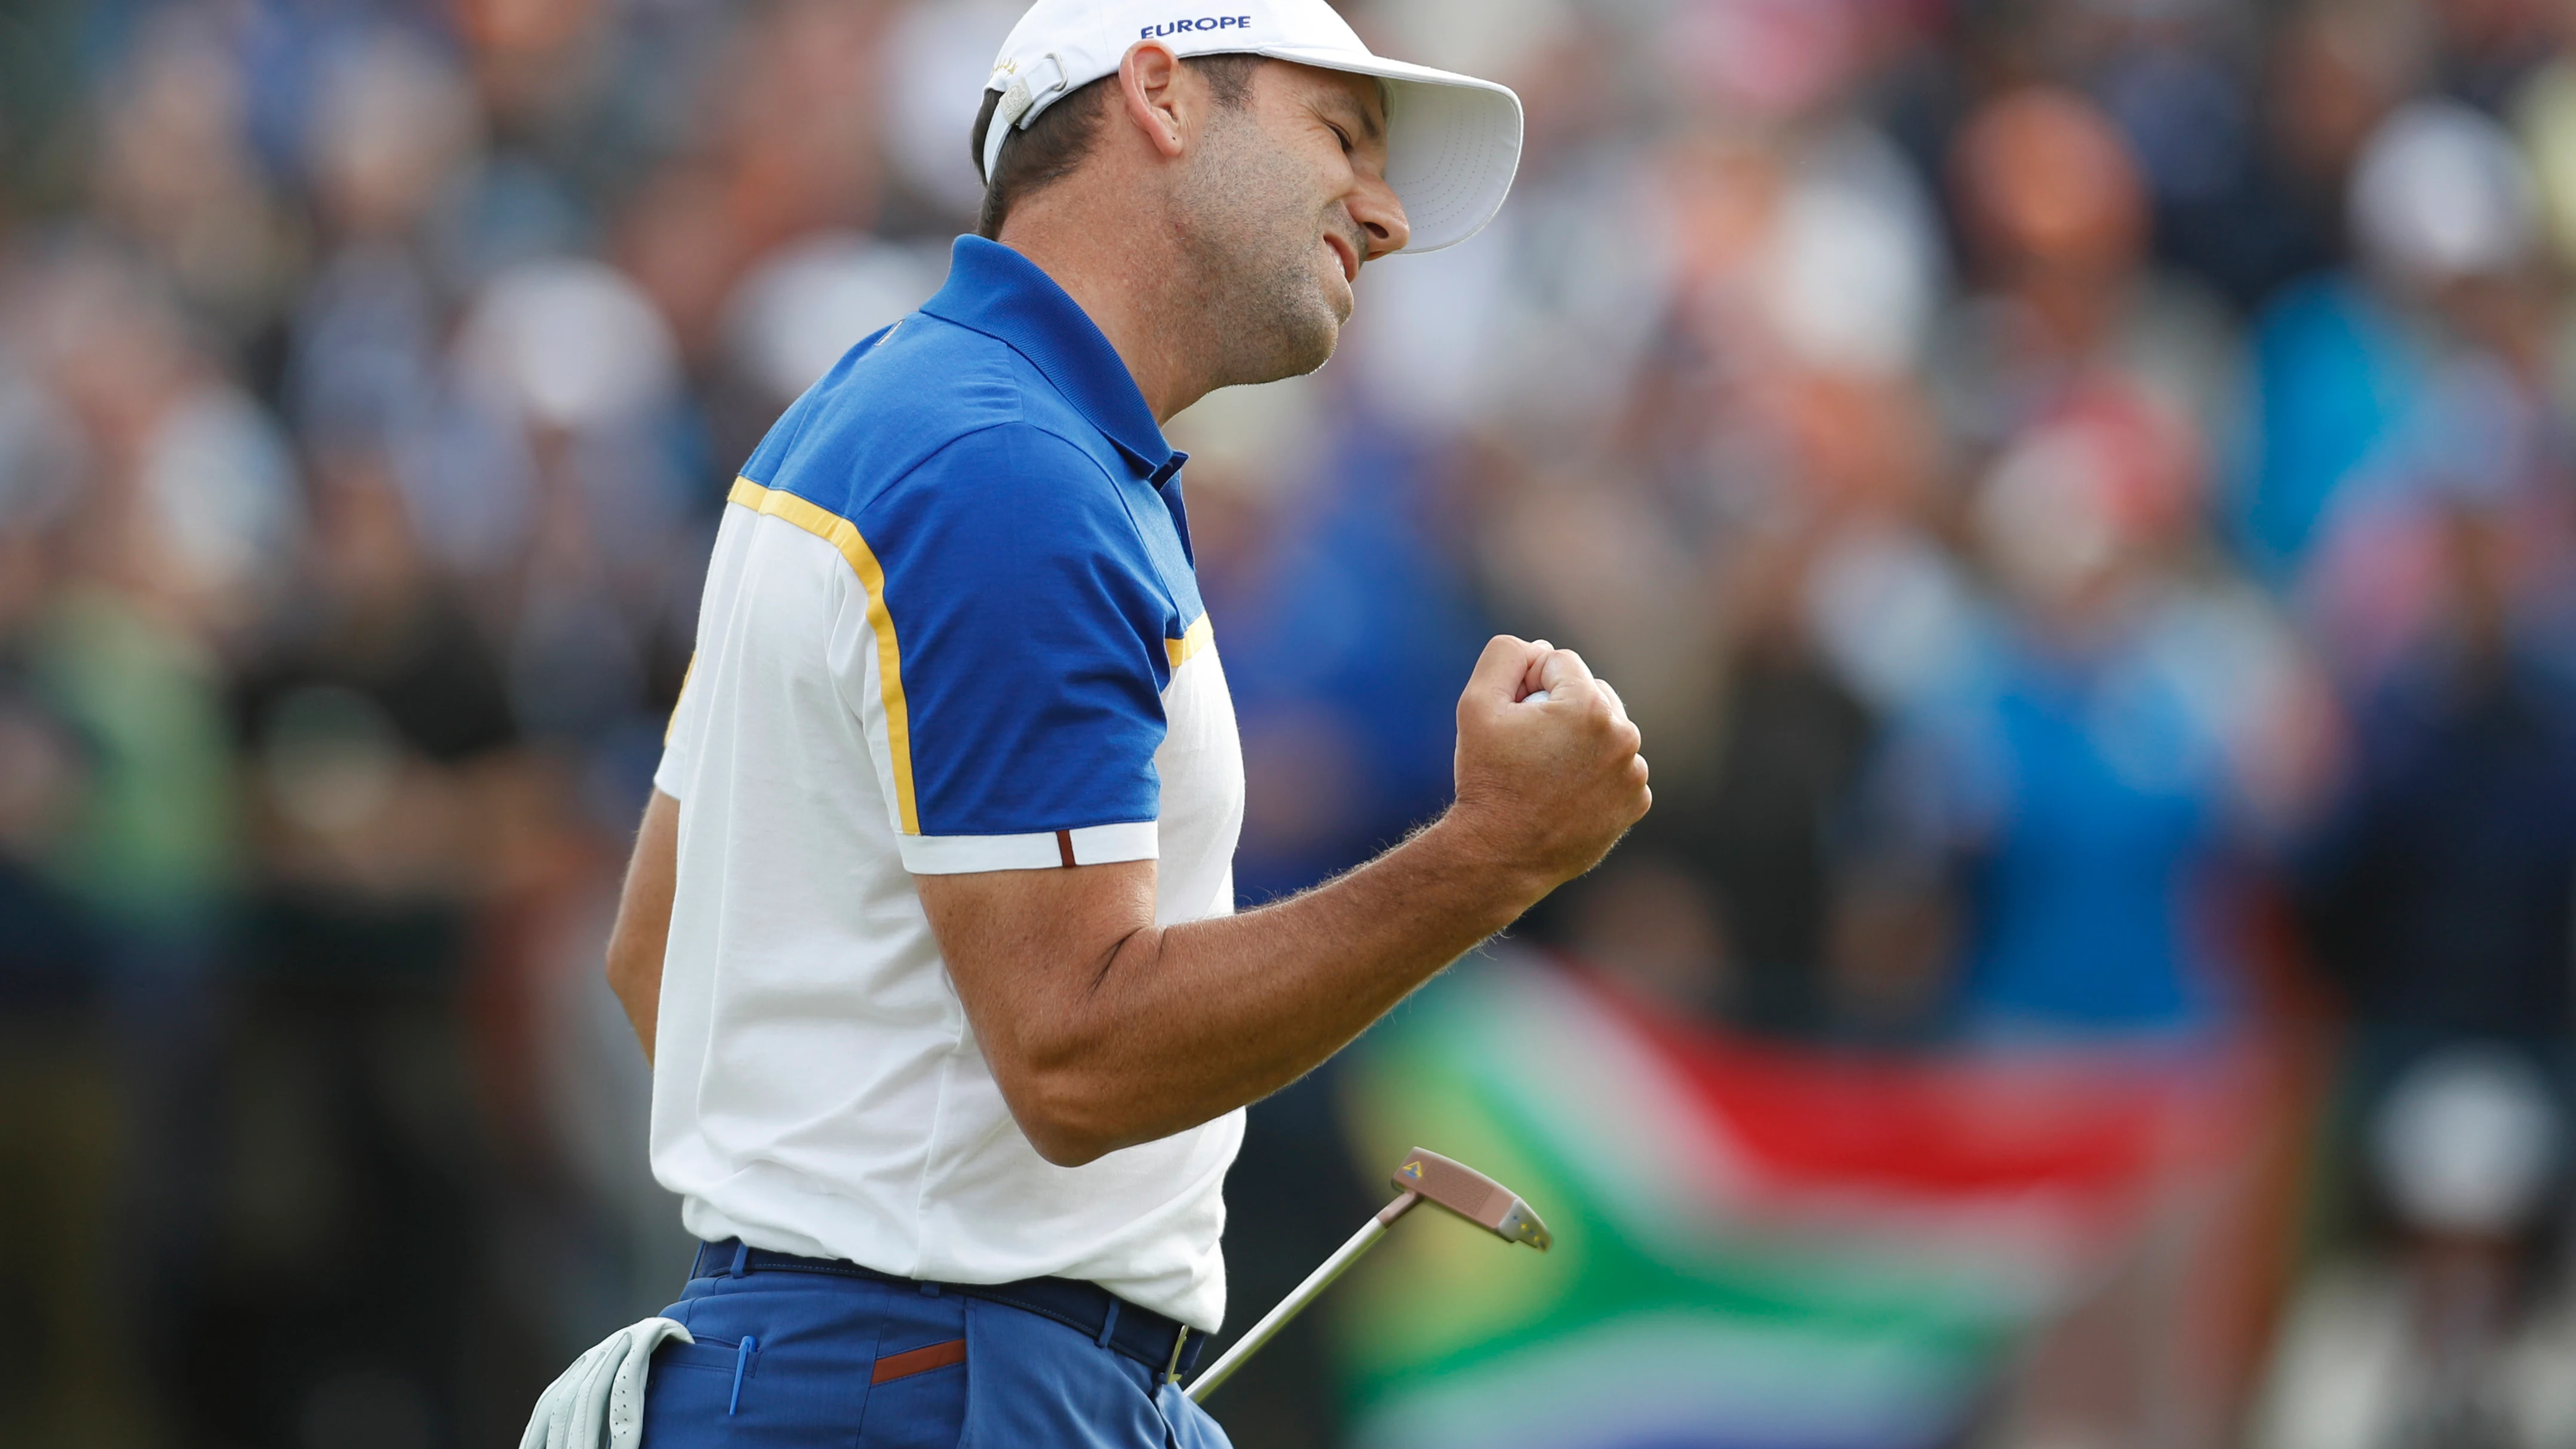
[1186,1147,1551,1403]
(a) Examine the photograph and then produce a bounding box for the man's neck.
[995,203,1210,425]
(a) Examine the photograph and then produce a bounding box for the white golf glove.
[519,1317,694,1449]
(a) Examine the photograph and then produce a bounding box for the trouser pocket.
[641,1331,774,1441]
[638,1279,970,1447]
[856,1334,968,1448]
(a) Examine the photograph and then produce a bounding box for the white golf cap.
[979,0,1524,254]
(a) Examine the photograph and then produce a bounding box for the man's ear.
[1118,41,1190,160]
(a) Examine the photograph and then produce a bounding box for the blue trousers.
[640,1259,1237,1448]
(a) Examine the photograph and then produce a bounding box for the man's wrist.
[1413,805,1556,916]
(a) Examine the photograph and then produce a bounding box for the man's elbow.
[1022,1118,1115,1170]
[992,1059,1127,1168]
[604,942,645,1006]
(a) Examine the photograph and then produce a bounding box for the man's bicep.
[916,860,1157,1053]
[917,861,1157,1165]
[606,789,682,1063]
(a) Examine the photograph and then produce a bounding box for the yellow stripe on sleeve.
[728,478,921,835]
[1167,614,1215,669]
[665,653,696,747]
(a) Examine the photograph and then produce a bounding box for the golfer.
[602,1,1649,1442]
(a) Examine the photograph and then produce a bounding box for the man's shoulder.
[743,312,1117,523]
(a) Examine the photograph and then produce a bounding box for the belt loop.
[1164,1326,1189,1385]
[1095,1297,1121,1349]
[729,1241,751,1279]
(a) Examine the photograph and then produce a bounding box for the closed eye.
[1328,123,1353,154]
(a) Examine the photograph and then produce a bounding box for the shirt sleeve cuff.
[898,822,1160,875]
[651,751,687,802]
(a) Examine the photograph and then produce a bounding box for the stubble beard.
[1174,112,1354,389]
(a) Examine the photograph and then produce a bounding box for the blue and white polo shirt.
[649,237,1247,1331]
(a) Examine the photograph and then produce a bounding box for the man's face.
[1176,61,1409,386]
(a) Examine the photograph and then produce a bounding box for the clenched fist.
[1448,635,1652,890]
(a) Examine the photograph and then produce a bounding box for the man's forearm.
[931,636,1651,1167]
[996,813,1547,1163]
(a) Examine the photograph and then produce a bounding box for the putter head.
[1391,1147,1552,1250]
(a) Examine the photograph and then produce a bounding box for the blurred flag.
[1335,953,2254,1449]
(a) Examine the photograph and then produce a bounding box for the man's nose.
[1351,171,1412,262]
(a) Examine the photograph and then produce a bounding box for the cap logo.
[1142,16,1253,38]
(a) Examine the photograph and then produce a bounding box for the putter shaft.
[1186,1192,1419,1402]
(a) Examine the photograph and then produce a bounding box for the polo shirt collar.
[921,236,1176,475]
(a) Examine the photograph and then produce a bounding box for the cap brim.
[1250,46,1523,254]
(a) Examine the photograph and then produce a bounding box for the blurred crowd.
[7,0,2576,1447]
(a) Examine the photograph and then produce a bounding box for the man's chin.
[1270,314,1342,381]
[1232,298,1341,384]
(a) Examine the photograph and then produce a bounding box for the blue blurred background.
[7,1,2576,1446]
